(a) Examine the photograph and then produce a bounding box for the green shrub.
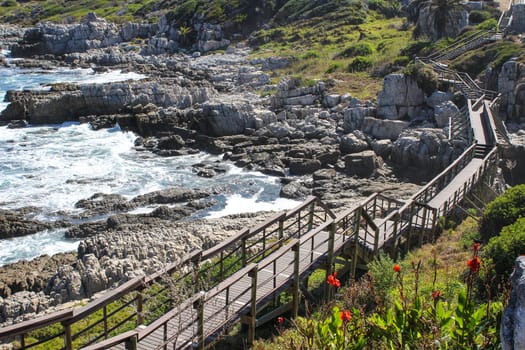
[300,50,320,59]
[1,0,16,7]
[393,55,410,66]
[476,18,498,30]
[347,56,373,72]
[403,62,438,95]
[468,10,493,24]
[368,0,402,18]
[479,184,525,242]
[399,40,432,59]
[337,42,374,58]
[325,62,343,74]
[484,217,525,277]
[367,253,396,305]
[451,40,521,77]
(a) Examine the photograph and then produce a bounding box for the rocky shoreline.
[0,13,524,326]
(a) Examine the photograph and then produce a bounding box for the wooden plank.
[427,158,484,210]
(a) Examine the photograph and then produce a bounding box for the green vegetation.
[254,182,525,349]
[452,40,522,78]
[485,217,525,277]
[479,184,525,242]
[250,8,412,98]
[404,62,438,95]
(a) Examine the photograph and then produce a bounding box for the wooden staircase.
[426,30,500,62]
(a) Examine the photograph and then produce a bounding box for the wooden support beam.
[292,243,301,319]
[247,266,258,346]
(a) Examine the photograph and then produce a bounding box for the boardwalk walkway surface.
[0,15,512,350]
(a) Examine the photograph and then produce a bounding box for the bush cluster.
[485,217,525,277]
[336,42,374,58]
[479,184,525,242]
[403,62,438,95]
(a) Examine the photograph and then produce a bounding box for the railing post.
[307,202,315,231]
[390,213,400,258]
[278,217,284,247]
[325,222,336,301]
[406,203,415,250]
[193,292,206,350]
[241,237,247,266]
[419,206,428,247]
[62,322,73,350]
[247,266,258,345]
[192,251,203,294]
[292,242,301,319]
[137,287,144,326]
[125,334,138,350]
[373,227,380,254]
[430,208,438,243]
[351,207,362,280]
[220,250,224,281]
[103,305,108,339]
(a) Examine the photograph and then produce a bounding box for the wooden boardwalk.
[0,29,508,350]
[428,158,484,210]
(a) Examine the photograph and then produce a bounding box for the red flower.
[432,290,442,300]
[393,264,401,273]
[327,272,341,288]
[340,309,352,323]
[277,316,284,325]
[467,256,481,273]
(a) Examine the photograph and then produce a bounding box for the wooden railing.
[0,197,334,350]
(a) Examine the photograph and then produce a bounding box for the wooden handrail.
[200,228,250,260]
[285,195,317,217]
[69,276,144,323]
[80,330,138,350]
[0,309,73,339]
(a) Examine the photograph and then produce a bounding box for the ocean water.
[0,60,299,265]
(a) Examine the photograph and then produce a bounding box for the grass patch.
[250,11,412,99]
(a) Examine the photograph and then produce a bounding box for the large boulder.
[390,128,455,173]
[498,60,525,124]
[340,131,369,154]
[193,100,276,136]
[343,150,383,177]
[377,74,426,120]
[501,256,525,350]
[342,106,376,132]
[195,23,230,53]
[415,6,468,40]
[434,101,460,128]
[361,117,409,141]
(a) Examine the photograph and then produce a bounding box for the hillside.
[1,0,511,98]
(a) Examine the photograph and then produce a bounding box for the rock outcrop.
[0,79,216,125]
[501,256,525,350]
[11,13,156,57]
[377,73,427,120]
[498,60,525,124]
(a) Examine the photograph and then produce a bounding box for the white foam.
[206,191,301,218]
[77,70,146,84]
[0,229,79,266]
